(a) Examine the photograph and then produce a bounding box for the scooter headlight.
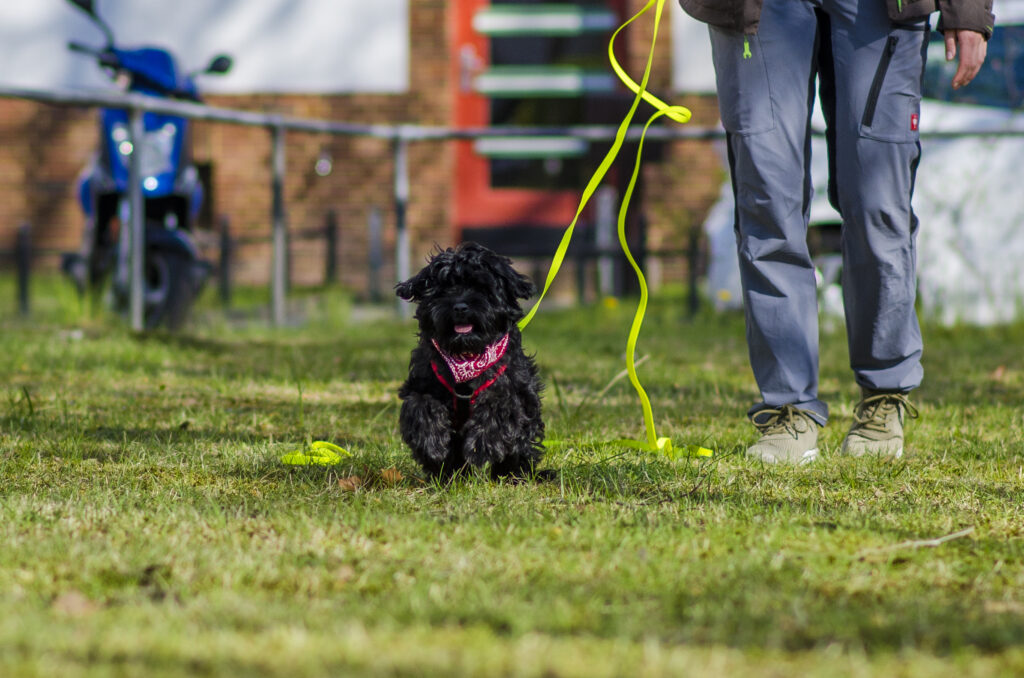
[140,125,177,178]
[110,121,177,178]
[111,123,133,159]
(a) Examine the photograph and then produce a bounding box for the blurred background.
[1,0,1022,326]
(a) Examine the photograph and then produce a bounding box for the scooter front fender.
[146,226,198,260]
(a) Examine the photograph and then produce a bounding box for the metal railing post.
[128,106,146,332]
[15,222,31,316]
[393,132,410,318]
[368,206,383,303]
[595,186,616,298]
[218,215,232,308]
[270,124,288,327]
[687,221,701,317]
[324,209,338,284]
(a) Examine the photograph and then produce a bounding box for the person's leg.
[820,0,927,456]
[712,0,826,425]
[710,0,825,462]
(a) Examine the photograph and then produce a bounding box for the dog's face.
[396,242,535,355]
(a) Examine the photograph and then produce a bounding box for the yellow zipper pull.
[743,36,752,60]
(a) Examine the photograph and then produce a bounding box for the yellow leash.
[518,0,689,330]
[519,0,706,457]
[282,0,709,466]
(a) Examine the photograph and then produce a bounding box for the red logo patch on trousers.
[910,113,919,131]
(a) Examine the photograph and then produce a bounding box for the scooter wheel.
[145,248,194,331]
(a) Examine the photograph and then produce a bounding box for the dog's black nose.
[453,302,469,315]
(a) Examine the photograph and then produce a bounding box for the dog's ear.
[477,246,535,302]
[493,260,535,303]
[395,269,428,302]
[508,269,535,301]
[398,247,452,300]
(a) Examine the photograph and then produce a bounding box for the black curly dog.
[396,242,544,479]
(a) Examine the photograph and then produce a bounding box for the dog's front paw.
[462,426,540,474]
[399,394,453,466]
[461,426,510,469]
[488,453,551,481]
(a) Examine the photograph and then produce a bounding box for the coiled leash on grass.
[280,440,351,466]
[519,0,710,459]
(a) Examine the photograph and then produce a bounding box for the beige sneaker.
[746,405,820,464]
[840,390,919,458]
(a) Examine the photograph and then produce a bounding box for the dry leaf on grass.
[335,564,356,584]
[52,591,99,617]
[337,476,363,492]
[380,467,403,485]
[984,600,1024,614]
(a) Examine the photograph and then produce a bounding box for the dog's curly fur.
[396,242,544,479]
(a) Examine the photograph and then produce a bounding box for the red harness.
[431,361,508,409]
[430,333,510,411]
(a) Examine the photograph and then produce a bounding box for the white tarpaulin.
[0,0,409,94]
[670,2,716,94]
[702,98,1024,326]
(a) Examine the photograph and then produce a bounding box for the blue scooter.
[61,0,231,330]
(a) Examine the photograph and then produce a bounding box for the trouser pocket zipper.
[862,35,899,128]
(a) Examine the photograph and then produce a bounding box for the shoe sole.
[749,447,819,465]
[840,446,903,459]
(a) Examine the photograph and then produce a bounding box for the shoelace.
[853,393,919,433]
[751,404,811,438]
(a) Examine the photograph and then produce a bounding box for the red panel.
[450,0,581,234]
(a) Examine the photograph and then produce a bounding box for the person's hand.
[944,29,988,89]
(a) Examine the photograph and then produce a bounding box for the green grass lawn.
[1,277,1022,677]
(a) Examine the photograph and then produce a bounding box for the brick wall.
[0,0,726,298]
[0,100,95,257]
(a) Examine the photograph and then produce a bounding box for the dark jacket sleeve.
[936,0,995,39]
[682,0,993,39]
[886,0,994,39]
[678,0,763,35]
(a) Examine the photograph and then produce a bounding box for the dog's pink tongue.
[454,324,473,334]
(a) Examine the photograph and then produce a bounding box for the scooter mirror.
[67,0,97,16]
[68,0,96,15]
[206,55,233,75]
[67,0,114,48]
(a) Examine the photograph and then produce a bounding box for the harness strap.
[431,361,508,410]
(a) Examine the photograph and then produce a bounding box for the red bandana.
[431,334,509,383]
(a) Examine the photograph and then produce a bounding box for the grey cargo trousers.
[709,0,927,425]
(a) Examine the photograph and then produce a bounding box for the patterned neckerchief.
[431,333,509,383]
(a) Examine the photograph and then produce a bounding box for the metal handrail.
[3,84,1023,328]
[0,85,732,141]
[5,86,1022,140]
[0,84,722,329]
